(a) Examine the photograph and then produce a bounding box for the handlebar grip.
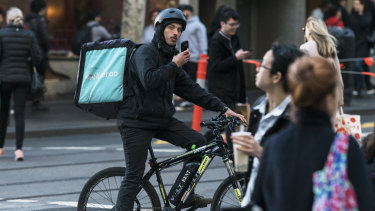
[200,121,216,127]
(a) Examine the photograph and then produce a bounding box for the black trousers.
[115,117,206,211]
[0,82,29,149]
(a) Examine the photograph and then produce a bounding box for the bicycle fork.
[223,157,243,204]
[178,154,214,205]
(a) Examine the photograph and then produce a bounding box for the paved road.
[0,113,373,211]
[0,132,231,211]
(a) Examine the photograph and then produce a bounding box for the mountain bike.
[77,113,247,211]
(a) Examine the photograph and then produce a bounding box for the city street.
[0,90,373,211]
[0,113,374,211]
[0,132,231,211]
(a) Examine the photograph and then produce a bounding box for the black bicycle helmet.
[154,8,186,31]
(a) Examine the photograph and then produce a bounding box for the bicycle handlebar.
[200,114,242,131]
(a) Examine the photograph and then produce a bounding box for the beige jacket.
[300,40,344,107]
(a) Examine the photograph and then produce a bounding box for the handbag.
[312,133,358,211]
[29,70,45,101]
[334,107,362,141]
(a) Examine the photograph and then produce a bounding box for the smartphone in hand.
[181,41,189,53]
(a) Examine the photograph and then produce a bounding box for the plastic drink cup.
[231,131,251,172]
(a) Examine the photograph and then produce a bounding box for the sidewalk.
[5,90,375,139]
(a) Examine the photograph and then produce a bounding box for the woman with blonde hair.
[251,56,375,210]
[300,16,344,108]
[0,7,41,160]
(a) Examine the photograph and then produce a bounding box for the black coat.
[349,10,372,57]
[0,24,42,83]
[252,109,375,211]
[25,13,49,56]
[207,31,246,107]
[117,31,226,129]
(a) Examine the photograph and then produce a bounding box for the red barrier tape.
[341,70,375,78]
[243,59,260,67]
[244,59,375,78]
[361,72,375,77]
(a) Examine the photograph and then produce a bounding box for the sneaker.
[0,148,4,157]
[181,193,212,208]
[15,149,24,161]
[180,101,193,107]
[352,90,358,96]
[367,89,375,95]
[175,101,194,111]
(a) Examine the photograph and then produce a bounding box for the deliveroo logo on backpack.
[87,69,119,80]
[79,47,127,104]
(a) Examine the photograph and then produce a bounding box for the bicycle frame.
[140,136,240,209]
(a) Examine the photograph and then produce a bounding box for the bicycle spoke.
[91,184,113,204]
[221,185,242,207]
[105,176,115,205]
[99,178,114,202]
[86,177,122,210]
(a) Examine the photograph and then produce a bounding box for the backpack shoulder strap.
[123,44,141,97]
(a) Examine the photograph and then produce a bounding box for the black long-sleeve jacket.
[25,13,49,56]
[207,31,246,105]
[117,35,226,129]
[252,109,375,211]
[0,24,42,83]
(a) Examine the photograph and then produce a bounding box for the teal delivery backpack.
[74,39,137,119]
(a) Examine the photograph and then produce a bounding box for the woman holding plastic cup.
[231,44,303,207]
[251,56,375,211]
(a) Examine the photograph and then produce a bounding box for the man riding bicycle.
[115,8,245,210]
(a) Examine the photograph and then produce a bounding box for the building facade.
[0,0,355,94]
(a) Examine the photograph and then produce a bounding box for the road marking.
[153,149,184,153]
[7,199,37,203]
[362,122,374,128]
[48,201,77,207]
[42,146,106,150]
[87,203,113,209]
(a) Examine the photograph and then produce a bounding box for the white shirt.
[241,95,291,207]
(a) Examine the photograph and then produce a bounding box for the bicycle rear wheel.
[77,167,161,210]
[210,174,246,211]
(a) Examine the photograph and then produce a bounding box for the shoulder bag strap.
[323,134,349,174]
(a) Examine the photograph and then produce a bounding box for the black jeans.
[115,117,206,211]
[0,82,29,149]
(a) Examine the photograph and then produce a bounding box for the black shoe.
[181,193,212,208]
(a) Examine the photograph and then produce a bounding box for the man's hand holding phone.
[173,41,190,67]
[235,49,251,60]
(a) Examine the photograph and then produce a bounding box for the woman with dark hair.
[251,56,375,210]
[0,7,42,160]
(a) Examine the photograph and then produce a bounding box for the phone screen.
[181,41,189,52]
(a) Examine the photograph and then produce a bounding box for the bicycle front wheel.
[211,174,246,211]
[77,167,161,211]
